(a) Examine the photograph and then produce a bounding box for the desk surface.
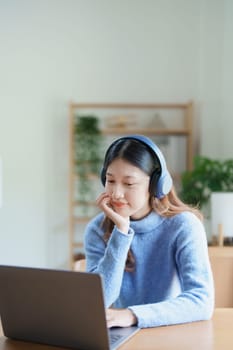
[0,308,232,350]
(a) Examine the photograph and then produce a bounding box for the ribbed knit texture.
[84,210,214,328]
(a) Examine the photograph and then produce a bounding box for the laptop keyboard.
[110,333,123,345]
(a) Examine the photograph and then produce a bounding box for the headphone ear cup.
[150,169,173,199]
[156,172,173,199]
[99,134,173,196]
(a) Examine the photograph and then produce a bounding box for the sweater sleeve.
[129,215,214,328]
[84,217,134,307]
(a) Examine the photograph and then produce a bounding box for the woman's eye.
[106,179,114,184]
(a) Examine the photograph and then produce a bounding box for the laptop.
[0,265,139,350]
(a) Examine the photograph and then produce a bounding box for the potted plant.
[180,156,233,208]
[180,156,233,243]
[74,115,103,212]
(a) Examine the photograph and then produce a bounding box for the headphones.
[100,134,173,198]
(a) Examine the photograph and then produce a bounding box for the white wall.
[221,0,233,157]
[198,0,233,158]
[0,0,232,268]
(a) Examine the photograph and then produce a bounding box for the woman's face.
[105,158,151,220]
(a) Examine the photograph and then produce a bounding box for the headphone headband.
[101,134,173,198]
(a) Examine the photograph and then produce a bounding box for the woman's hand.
[106,308,137,328]
[96,192,130,234]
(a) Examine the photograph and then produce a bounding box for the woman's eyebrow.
[106,172,114,177]
[106,172,138,179]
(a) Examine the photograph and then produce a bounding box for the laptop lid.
[0,265,139,350]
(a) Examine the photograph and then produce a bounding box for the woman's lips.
[112,201,127,208]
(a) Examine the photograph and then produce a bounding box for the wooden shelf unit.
[208,247,233,307]
[68,101,194,269]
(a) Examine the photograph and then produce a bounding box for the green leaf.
[180,155,233,207]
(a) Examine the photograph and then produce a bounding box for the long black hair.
[101,138,161,197]
[101,138,202,272]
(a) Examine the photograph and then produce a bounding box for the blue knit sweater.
[84,210,214,328]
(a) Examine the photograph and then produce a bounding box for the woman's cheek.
[105,184,112,195]
[104,187,110,195]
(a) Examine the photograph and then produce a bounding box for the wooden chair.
[74,259,86,272]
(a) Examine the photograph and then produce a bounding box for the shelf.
[72,217,92,224]
[102,128,191,136]
[208,246,233,307]
[69,102,191,109]
[72,200,96,206]
[68,101,194,269]
[72,242,84,248]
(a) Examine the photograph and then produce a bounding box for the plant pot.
[210,192,233,245]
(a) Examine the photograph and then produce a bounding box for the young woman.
[84,135,214,328]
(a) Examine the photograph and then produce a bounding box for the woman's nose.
[111,185,124,199]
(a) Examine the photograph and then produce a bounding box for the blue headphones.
[100,134,173,198]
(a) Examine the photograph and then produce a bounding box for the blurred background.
[0,0,232,269]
